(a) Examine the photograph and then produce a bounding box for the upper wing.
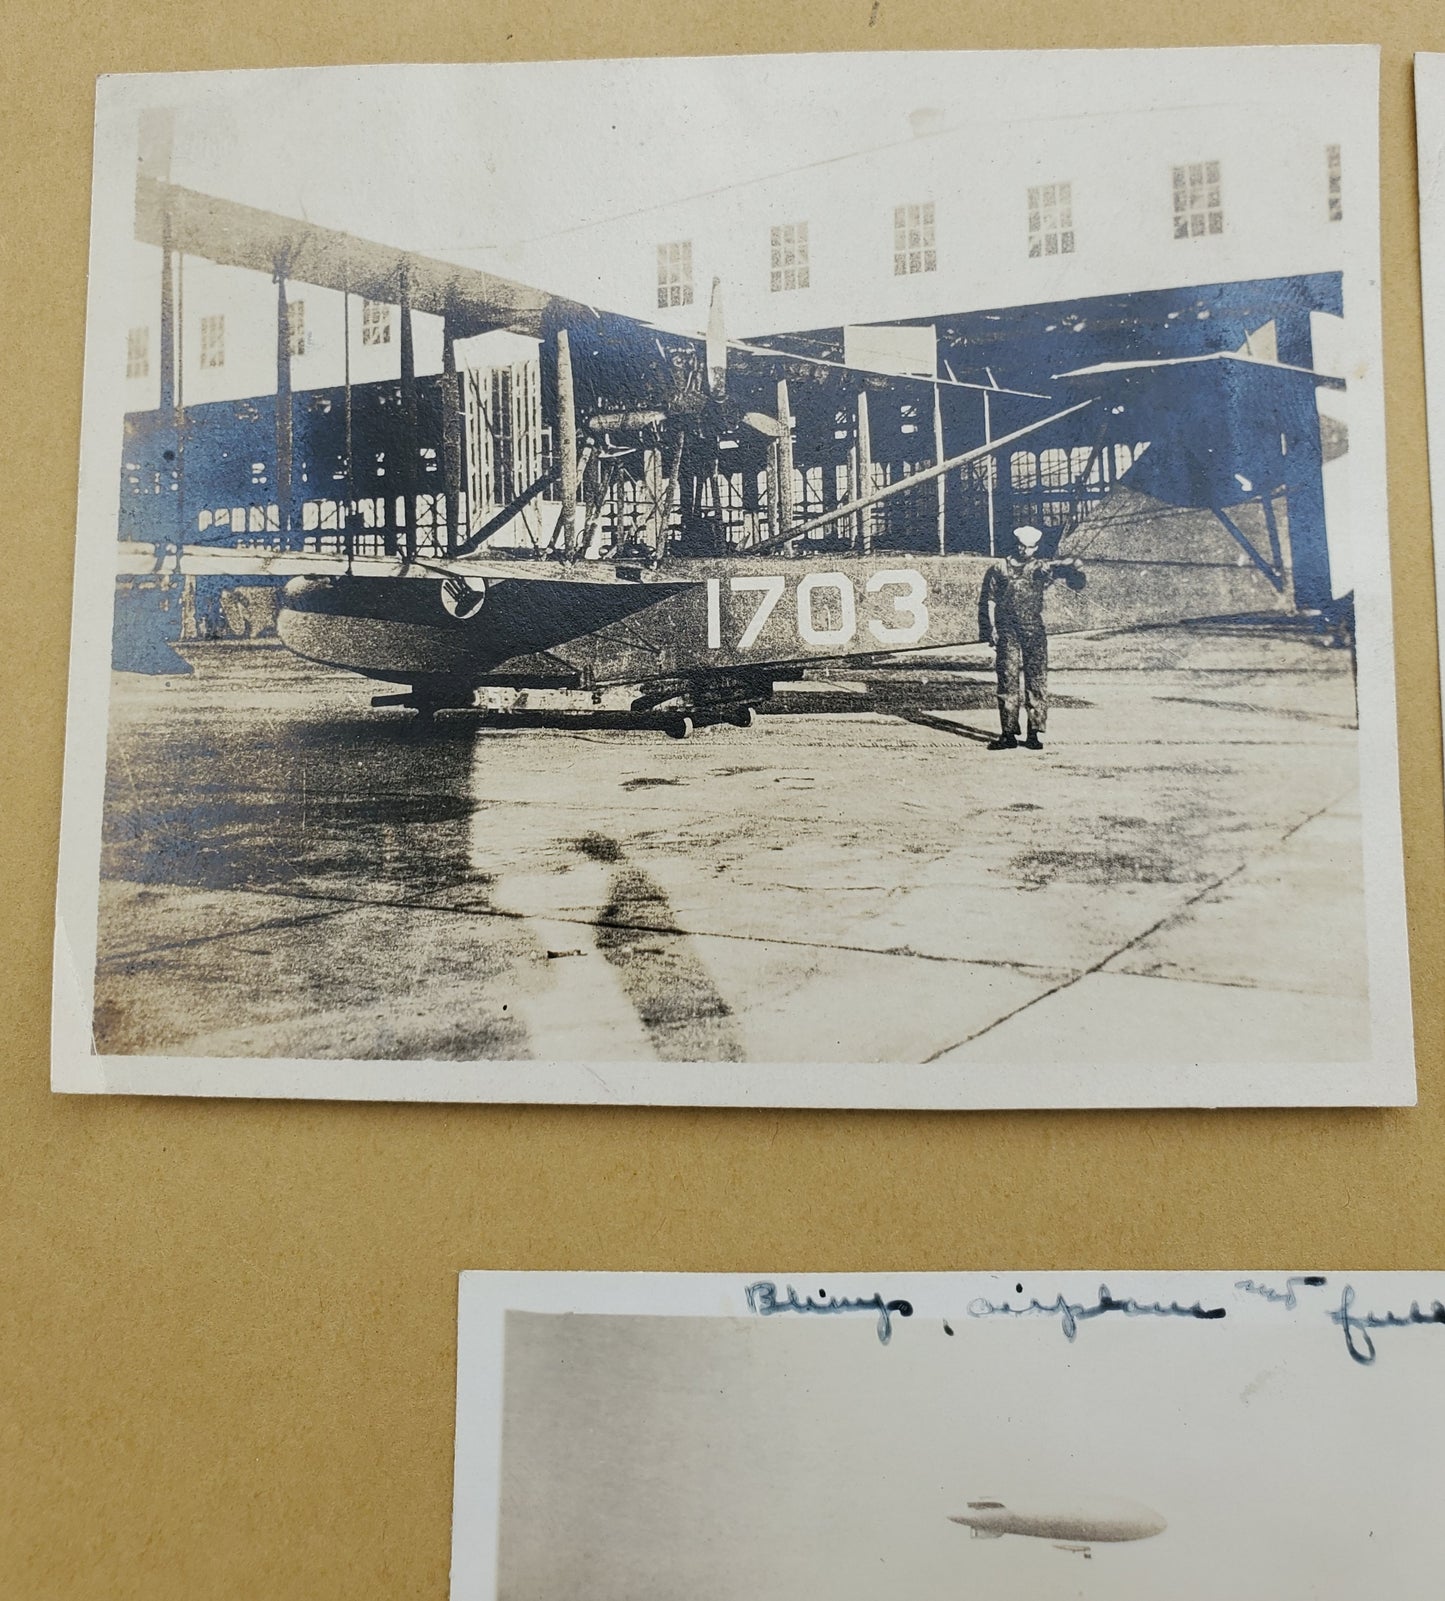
[135,174,684,347]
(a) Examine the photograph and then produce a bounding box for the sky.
[493,1301,1438,1601]
[100,49,1371,270]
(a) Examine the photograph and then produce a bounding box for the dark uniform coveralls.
[980,555,1086,739]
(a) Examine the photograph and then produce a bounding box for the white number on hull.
[731,575,787,649]
[704,569,929,653]
[865,568,929,646]
[796,573,857,646]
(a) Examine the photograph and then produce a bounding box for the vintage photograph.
[1418,53,1445,769]
[53,48,1413,1103]
[452,1271,1445,1599]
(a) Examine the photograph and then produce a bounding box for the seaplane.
[115,171,1346,735]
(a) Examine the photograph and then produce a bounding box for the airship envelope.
[948,1494,1166,1546]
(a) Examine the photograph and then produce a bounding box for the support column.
[856,390,873,554]
[983,388,997,557]
[399,267,418,561]
[775,379,795,536]
[275,264,294,543]
[442,309,462,555]
[765,442,781,544]
[933,384,947,556]
[342,274,356,565]
[159,210,176,418]
[556,327,579,557]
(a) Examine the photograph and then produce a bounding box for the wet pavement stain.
[574,833,745,1062]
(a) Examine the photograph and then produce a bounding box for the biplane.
[115,170,1349,734]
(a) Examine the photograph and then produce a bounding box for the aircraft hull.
[276,534,1290,694]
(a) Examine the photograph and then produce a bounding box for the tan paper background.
[2,6,1442,1597]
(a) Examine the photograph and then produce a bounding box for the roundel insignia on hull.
[440,576,487,620]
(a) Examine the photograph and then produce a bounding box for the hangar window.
[1172,161,1223,239]
[199,314,225,369]
[1039,448,1072,488]
[1027,183,1074,257]
[893,202,936,275]
[657,241,694,309]
[287,299,307,357]
[1010,451,1038,491]
[1326,144,1342,221]
[126,326,149,379]
[362,299,392,346]
[770,222,810,293]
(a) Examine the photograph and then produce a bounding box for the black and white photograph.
[1418,53,1445,769]
[451,1271,1445,1599]
[53,48,1412,1104]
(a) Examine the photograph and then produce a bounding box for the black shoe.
[1024,733,1043,750]
[987,734,1019,750]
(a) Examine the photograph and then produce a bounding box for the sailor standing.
[980,525,1086,751]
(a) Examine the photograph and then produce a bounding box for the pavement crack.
[100,904,355,963]
[147,880,1066,978]
[923,786,1358,1062]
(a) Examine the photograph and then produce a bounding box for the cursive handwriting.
[1235,1275,1328,1309]
[743,1282,914,1345]
[966,1284,1227,1342]
[1330,1283,1445,1366]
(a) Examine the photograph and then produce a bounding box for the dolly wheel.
[729,704,757,729]
[667,714,695,740]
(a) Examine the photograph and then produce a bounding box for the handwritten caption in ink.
[962,1283,1227,1342]
[742,1277,1445,1366]
[743,1282,914,1345]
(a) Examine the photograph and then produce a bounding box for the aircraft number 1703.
[704,568,930,653]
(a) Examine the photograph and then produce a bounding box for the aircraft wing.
[115,541,694,588]
[135,175,680,346]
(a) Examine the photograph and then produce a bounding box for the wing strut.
[752,399,1096,554]
[557,328,580,557]
[1211,501,1286,592]
[449,465,561,558]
